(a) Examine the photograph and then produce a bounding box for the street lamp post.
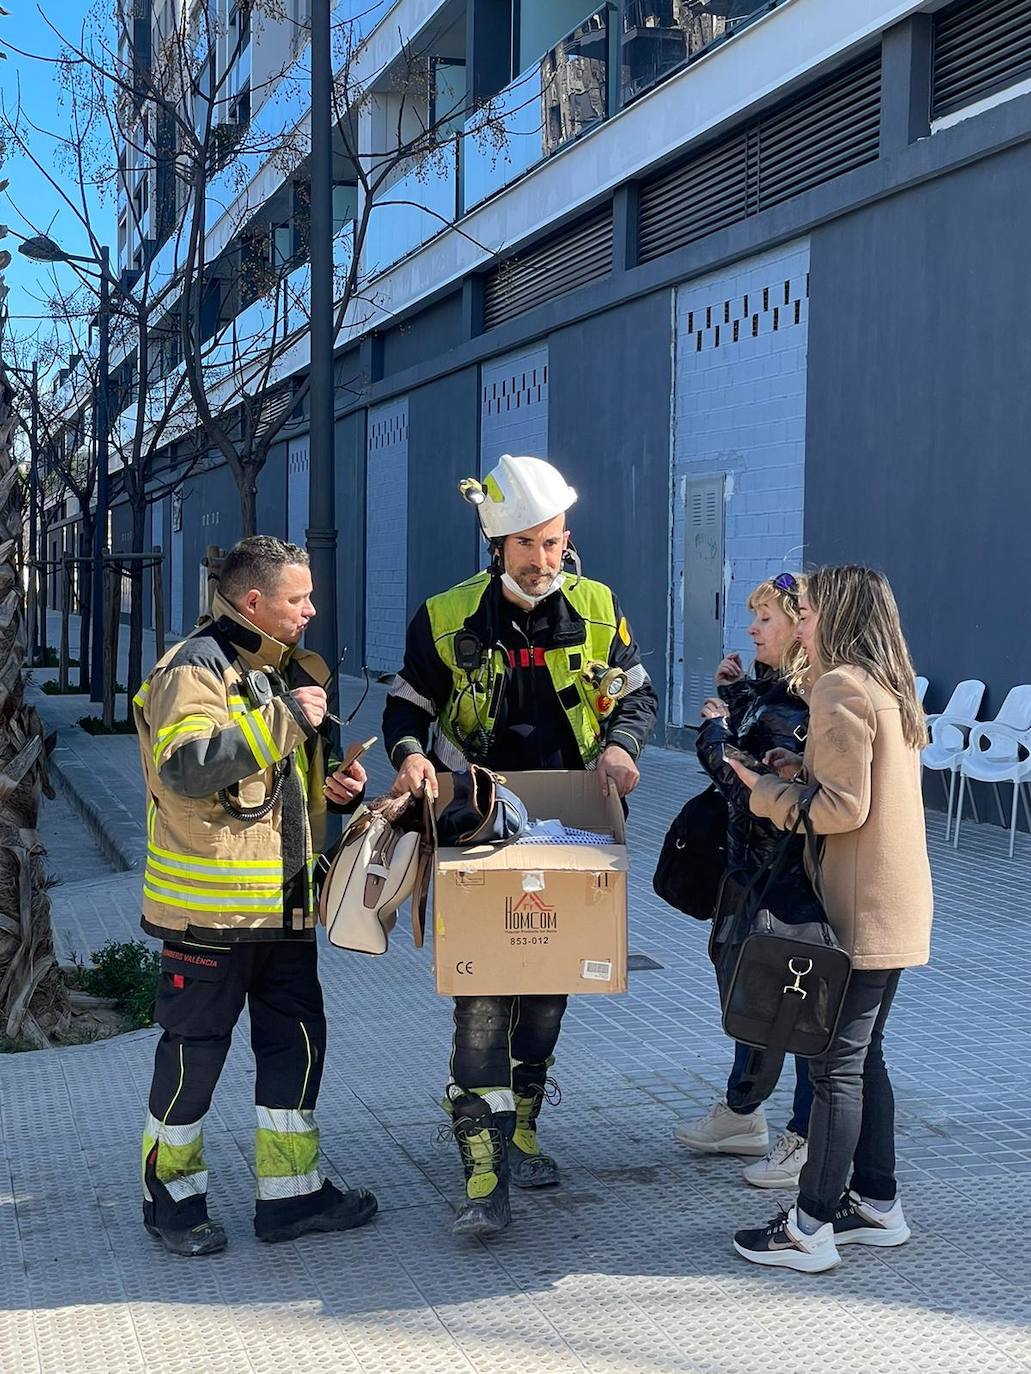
[18,234,113,702]
[307,0,339,671]
[27,358,39,664]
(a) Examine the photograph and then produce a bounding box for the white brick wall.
[365,397,409,674]
[670,239,810,726]
[480,344,549,472]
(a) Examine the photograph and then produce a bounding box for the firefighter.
[383,454,657,1236]
[135,535,377,1256]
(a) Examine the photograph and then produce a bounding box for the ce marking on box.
[455,961,475,976]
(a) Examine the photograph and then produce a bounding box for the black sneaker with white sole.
[733,1206,840,1273]
[832,1191,911,1247]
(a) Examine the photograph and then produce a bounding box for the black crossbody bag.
[712,786,852,1059]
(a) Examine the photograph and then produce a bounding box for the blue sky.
[2,1,110,341]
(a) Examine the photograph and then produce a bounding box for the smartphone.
[340,736,378,770]
[723,743,773,775]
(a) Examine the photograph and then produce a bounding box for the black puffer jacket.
[696,665,809,881]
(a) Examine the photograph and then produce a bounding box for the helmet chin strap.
[494,539,581,607]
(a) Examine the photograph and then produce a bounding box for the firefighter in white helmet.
[383,454,657,1238]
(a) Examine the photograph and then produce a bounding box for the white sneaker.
[832,1191,911,1247]
[734,1206,841,1273]
[742,1129,808,1188]
[673,1101,770,1156]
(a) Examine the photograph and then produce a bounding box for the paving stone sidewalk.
[4,628,1030,1372]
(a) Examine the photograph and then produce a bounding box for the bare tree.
[0,288,69,1047]
[7,0,519,534]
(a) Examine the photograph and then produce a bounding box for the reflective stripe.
[147,839,283,872]
[431,730,467,770]
[623,663,649,693]
[133,682,151,708]
[144,1113,203,1147]
[166,1170,209,1202]
[143,880,283,911]
[250,708,282,764]
[146,854,282,883]
[256,1107,316,1134]
[388,675,435,715]
[154,716,213,766]
[236,710,271,769]
[256,1169,322,1201]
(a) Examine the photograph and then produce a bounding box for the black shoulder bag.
[652,785,728,920]
[712,786,852,1059]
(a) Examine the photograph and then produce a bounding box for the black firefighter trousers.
[450,994,568,1111]
[143,938,328,1233]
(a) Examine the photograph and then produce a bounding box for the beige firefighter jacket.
[134,593,335,941]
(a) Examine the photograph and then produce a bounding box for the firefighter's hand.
[598,744,640,799]
[290,685,327,728]
[394,753,438,801]
[325,760,367,806]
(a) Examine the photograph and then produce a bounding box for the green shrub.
[77,715,137,736]
[78,940,161,1028]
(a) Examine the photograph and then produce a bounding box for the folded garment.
[514,820,614,846]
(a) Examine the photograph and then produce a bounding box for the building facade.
[67,0,1031,747]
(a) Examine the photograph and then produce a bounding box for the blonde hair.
[805,565,927,750]
[748,574,809,690]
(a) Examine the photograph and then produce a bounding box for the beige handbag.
[317,794,434,955]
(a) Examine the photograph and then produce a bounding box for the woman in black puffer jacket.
[674,574,813,1191]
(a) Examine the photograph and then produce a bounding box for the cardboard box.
[431,770,628,996]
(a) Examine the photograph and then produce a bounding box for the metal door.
[287,436,310,548]
[170,491,184,637]
[681,475,724,723]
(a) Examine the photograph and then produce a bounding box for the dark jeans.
[797,968,902,1224]
[727,1043,813,1137]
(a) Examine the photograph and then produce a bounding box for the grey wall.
[181,463,240,629]
[406,368,481,612]
[257,441,289,537]
[805,143,1031,719]
[334,410,368,678]
[382,292,465,377]
[548,290,673,738]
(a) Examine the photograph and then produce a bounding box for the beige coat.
[750,665,932,970]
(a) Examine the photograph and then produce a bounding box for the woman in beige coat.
[725,565,932,1273]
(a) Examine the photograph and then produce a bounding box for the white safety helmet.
[458,454,577,540]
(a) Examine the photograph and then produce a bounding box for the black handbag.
[712,787,852,1059]
[652,784,728,920]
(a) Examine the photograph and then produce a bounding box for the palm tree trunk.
[0,374,68,1045]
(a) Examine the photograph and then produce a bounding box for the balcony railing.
[621,1,779,106]
[364,142,460,275]
[463,7,609,212]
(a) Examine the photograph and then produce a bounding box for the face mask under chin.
[500,570,566,608]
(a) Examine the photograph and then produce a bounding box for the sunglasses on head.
[772,573,800,597]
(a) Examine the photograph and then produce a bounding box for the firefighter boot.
[449,1094,514,1238]
[509,1065,561,1189]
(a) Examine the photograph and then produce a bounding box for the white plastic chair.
[953,685,1031,857]
[915,675,929,705]
[920,679,986,840]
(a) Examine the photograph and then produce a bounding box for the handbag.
[316,793,434,955]
[436,765,527,846]
[652,784,728,920]
[713,786,852,1059]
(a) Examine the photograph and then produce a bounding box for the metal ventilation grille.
[932,0,1031,118]
[639,55,881,262]
[484,209,613,329]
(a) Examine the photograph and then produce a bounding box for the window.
[621,1,771,105]
[229,82,251,128]
[271,222,293,269]
[229,2,251,54]
[332,182,357,235]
